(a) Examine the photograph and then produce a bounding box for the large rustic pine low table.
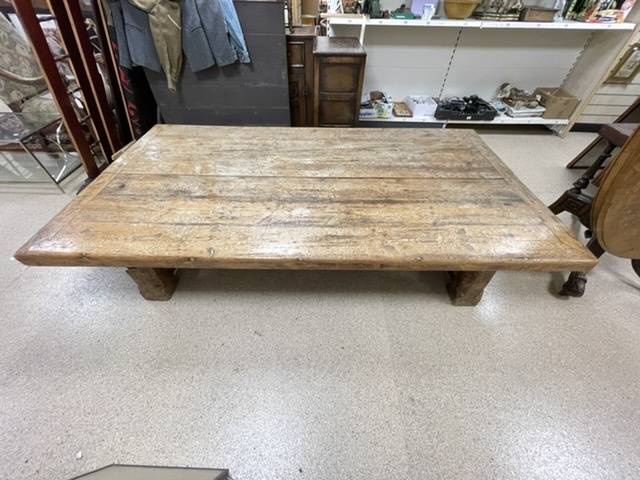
[15,125,597,306]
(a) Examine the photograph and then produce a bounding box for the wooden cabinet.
[286,27,315,127]
[313,37,366,127]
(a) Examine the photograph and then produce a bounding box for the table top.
[0,112,61,144]
[15,125,597,272]
[313,36,366,56]
[593,121,640,259]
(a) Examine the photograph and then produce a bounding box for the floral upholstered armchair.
[0,13,60,115]
[0,13,80,182]
[0,11,113,184]
[0,12,113,123]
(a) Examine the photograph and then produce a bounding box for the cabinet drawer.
[318,62,363,93]
[318,94,358,126]
[287,42,307,68]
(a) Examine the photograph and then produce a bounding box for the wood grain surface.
[15,125,597,272]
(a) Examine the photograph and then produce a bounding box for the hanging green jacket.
[128,0,182,91]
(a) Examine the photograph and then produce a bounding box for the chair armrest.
[0,67,44,86]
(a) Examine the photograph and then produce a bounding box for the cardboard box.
[405,95,438,117]
[374,103,393,118]
[534,87,580,119]
[360,103,393,119]
[360,91,393,119]
[359,107,376,119]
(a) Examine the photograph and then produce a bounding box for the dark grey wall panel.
[151,84,289,110]
[147,0,290,127]
[234,2,288,34]
[238,34,287,63]
[160,107,291,126]
[148,56,287,90]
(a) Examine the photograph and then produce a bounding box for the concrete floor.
[1,131,639,480]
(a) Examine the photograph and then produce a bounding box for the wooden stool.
[548,123,640,297]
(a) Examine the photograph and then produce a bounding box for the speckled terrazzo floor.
[1,131,639,480]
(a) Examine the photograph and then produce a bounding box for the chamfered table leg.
[126,268,178,301]
[446,271,496,306]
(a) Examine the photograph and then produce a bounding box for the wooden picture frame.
[608,43,640,84]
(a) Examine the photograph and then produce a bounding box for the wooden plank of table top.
[16,221,593,271]
[77,177,529,228]
[15,125,597,272]
[116,145,497,179]
[113,125,502,179]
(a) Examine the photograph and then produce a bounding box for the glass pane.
[0,113,61,143]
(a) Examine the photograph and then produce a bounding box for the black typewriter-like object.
[434,95,498,121]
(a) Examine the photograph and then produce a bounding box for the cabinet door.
[288,69,307,127]
[287,39,314,127]
[318,60,362,93]
[318,93,358,126]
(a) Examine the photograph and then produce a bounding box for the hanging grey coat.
[109,0,162,72]
[128,0,183,91]
[182,0,250,72]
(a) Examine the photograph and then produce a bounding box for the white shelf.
[360,114,570,125]
[360,116,444,123]
[448,115,569,125]
[330,17,636,30]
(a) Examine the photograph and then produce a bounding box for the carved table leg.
[446,271,496,306]
[126,268,178,301]
[559,237,605,298]
[559,271,587,297]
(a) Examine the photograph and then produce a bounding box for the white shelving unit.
[330,16,635,30]
[328,8,640,134]
[360,114,570,125]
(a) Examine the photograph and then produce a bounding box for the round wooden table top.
[593,126,640,259]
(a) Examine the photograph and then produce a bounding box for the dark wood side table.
[286,26,316,127]
[549,123,638,228]
[549,122,640,296]
[313,37,366,127]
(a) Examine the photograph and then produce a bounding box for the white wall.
[331,23,590,102]
[577,31,640,123]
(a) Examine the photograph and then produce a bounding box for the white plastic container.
[405,95,438,117]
